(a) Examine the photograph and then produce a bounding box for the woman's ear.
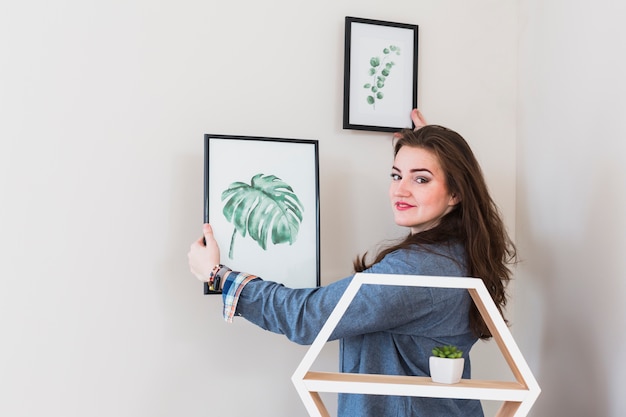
[449,193,461,206]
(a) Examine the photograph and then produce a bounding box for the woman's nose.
[393,179,410,196]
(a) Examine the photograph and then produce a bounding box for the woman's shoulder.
[368,241,467,276]
[391,240,465,260]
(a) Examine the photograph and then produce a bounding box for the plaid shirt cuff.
[221,270,258,323]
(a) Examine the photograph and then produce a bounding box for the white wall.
[0,1,517,416]
[517,0,626,416]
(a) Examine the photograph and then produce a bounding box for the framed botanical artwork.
[203,134,320,294]
[343,16,419,132]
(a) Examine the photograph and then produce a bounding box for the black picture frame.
[203,134,320,294]
[343,16,419,132]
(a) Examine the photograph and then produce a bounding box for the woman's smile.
[394,201,415,211]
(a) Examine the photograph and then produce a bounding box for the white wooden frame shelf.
[291,274,541,417]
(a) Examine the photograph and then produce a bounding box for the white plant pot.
[429,356,465,384]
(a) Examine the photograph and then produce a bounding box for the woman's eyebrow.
[410,168,433,174]
[392,165,433,174]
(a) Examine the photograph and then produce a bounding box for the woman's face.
[389,145,458,234]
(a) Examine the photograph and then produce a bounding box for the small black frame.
[343,16,419,132]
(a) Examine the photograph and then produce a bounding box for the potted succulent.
[429,345,465,384]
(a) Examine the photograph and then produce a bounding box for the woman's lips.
[395,202,415,211]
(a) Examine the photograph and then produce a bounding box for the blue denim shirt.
[225,242,484,417]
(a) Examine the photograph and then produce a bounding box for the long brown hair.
[353,125,517,339]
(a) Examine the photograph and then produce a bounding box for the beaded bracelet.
[208,264,231,292]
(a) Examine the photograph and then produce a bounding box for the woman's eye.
[390,173,401,181]
[415,176,429,184]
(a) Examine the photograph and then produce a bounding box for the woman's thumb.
[202,223,213,245]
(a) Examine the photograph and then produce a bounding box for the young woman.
[188,110,516,417]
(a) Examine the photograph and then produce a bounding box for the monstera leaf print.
[221,173,304,259]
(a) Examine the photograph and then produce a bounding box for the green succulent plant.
[221,173,304,259]
[431,345,463,359]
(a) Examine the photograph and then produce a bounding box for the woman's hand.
[394,109,428,139]
[410,108,428,129]
[188,223,221,282]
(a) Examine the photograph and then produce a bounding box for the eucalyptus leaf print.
[363,44,401,109]
[221,173,304,259]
